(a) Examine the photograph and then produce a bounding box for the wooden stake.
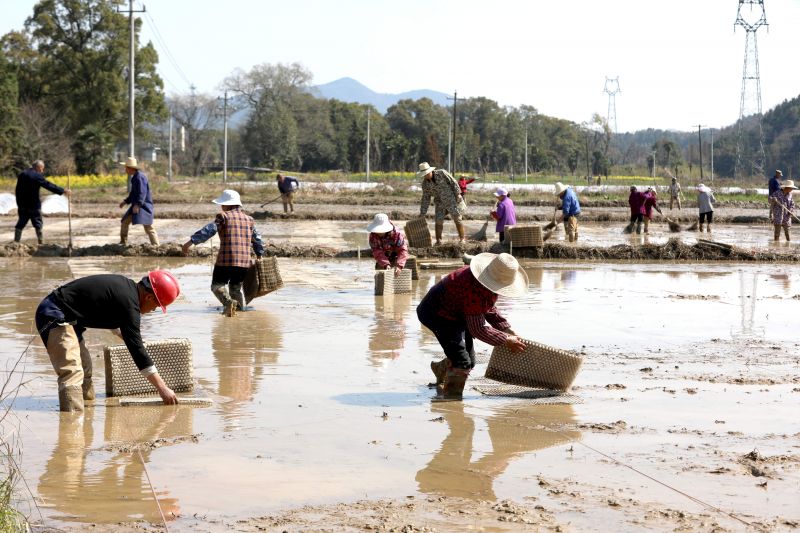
[67,173,73,257]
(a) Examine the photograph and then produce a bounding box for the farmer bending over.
[555,182,581,242]
[367,213,408,276]
[417,253,528,401]
[35,271,181,411]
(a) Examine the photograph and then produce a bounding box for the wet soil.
[5,257,800,532]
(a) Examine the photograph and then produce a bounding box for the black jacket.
[16,168,64,210]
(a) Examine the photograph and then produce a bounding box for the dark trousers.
[212,265,248,286]
[35,293,84,345]
[416,284,475,370]
[629,213,643,224]
[16,207,43,231]
[699,211,713,224]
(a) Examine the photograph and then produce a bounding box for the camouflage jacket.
[420,169,464,215]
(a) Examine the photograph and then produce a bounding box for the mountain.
[312,77,451,112]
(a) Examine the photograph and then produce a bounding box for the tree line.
[1,0,796,180]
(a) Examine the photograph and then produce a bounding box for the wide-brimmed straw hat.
[119,156,139,169]
[494,187,508,197]
[781,180,798,190]
[366,213,393,233]
[212,189,242,206]
[554,182,568,196]
[469,253,529,297]
[416,162,436,178]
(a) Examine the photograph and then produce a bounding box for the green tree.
[0,54,21,171]
[3,0,167,172]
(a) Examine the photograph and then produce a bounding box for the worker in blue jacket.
[15,160,71,244]
[554,182,581,242]
[118,157,159,245]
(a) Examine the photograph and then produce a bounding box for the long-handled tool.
[469,216,491,241]
[775,201,800,224]
[67,173,73,256]
[259,194,283,208]
[542,204,559,231]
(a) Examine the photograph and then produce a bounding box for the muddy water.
[2,257,799,530]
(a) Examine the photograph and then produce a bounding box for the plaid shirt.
[369,225,408,268]
[436,267,510,346]
[190,207,264,267]
[420,169,464,216]
[770,189,795,226]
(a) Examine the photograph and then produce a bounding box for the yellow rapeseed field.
[0,174,127,189]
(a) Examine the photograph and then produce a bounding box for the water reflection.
[416,403,579,500]
[39,406,192,524]
[368,294,411,366]
[211,310,283,427]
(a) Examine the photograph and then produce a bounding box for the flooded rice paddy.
[1,256,799,531]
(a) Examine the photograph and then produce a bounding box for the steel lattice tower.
[734,0,767,179]
[603,77,621,133]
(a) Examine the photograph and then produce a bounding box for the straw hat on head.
[494,187,508,197]
[469,252,529,297]
[119,156,139,169]
[554,182,568,196]
[416,162,436,178]
[781,180,798,190]
[366,213,393,233]
[212,189,242,206]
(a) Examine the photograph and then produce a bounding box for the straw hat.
[416,162,436,178]
[775,170,783,176]
[119,156,139,169]
[212,189,242,206]
[781,180,798,190]
[494,187,508,197]
[366,213,393,233]
[469,253,529,297]
[554,182,568,196]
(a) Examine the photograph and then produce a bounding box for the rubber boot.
[774,226,781,241]
[635,221,642,234]
[36,228,43,244]
[785,227,791,241]
[697,223,704,232]
[434,220,444,245]
[706,223,712,233]
[430,358,450,387]
[13,229,21,243]
[455,220,465,243]
[82,378,95,402]
[643,218,650,234]
[230,282,246,311]
[58,385,84,412]
[435,368,470,401]
[212,284,230,305]
[223,300,238,317]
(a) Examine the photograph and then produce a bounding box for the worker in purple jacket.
[490,187,516,242]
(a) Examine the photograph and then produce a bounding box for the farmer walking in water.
[417,162,467,245]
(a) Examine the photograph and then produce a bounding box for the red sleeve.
[466,314,508,346]
[484,307,510,331]
[395,235,408,268]
[369,234,390,268]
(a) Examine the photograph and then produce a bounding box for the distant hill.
[312,77,451,112]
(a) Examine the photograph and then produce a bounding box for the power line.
[139,4,193,90]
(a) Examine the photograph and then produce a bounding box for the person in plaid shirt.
[769,180,797,241]
[417,253,528,401]
[182,190,264,316]
[367,213,408,276]
[417,162,467,244]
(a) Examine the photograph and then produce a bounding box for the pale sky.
[2,0,799,133]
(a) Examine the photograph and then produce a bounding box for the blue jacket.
[769,176,781,196]
[16,168,64,210]
[121,170,155,225]
[560,187,581,217]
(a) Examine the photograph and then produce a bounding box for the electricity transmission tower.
[603,77,620,134]
[734,0,767,179]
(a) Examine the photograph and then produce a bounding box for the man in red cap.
[34,271,181,412]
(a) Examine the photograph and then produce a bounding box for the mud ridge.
[2,237,799,262]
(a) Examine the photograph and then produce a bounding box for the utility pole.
[447,90,458,175]
[366,107,371,181]
[119,0,145,160]
[710,128,714,184]
[695,124,705,180]
[168,114,172,182]
[446,118,452,172]
[651,150,657,180]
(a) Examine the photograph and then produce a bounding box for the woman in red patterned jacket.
[367,213,408,276]
[182,190,264,316]
[417,253,528,400]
